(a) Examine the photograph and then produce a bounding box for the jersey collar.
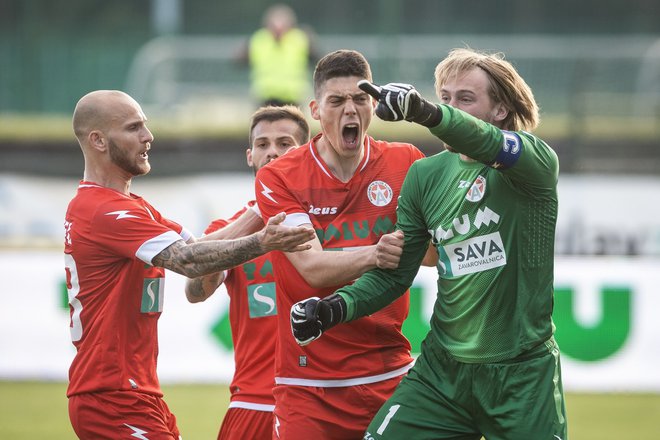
[308,134,372,180]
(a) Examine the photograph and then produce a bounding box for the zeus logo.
[308,204,338,215]
[105,210,138,220]
[259,181,277,204]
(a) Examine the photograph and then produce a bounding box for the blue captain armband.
[488,130,523,170]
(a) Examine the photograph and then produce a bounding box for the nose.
[142,126,154,144]
[344,98,357,115]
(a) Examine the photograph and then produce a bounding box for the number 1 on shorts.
[376,404,401,435]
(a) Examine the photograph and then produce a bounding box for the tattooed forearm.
[185,272,223,303]
[186,277,207,301]
[153,235,264,278]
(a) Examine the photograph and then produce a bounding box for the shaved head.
[72,90,154,188]
[72,90,139,144]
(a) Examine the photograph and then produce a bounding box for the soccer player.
[254,49,431,439]
[64,90,315,440]
[291,48,568,439]
[184,105,310,440]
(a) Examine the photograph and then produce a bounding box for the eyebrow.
[440,89,477,96]
[123,119,144,128]
[328,91,368,99]
[440,88,477,95]
[253,135,296,142]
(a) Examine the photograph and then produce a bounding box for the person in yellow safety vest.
[236,4,319,108]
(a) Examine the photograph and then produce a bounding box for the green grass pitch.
[1,381,659,439]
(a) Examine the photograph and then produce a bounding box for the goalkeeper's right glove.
[290,294,347,346]
[358,80,442,128]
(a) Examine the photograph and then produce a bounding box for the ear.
[246,147,254,167]
[88,130,107,152]
[309,99,321,121]
[492,102,509,123]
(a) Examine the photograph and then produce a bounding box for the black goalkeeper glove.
[290,294,347,346]
[358,80,442,128]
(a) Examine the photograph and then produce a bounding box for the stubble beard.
[108,138,150,176]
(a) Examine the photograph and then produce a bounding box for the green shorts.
[364,336,567,440]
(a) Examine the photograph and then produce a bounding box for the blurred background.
[1,1,659,438]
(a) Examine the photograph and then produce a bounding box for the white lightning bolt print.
[274,416,281,438]
[124,423,149,439]
[106,210,139,220]
[259,181,278,204]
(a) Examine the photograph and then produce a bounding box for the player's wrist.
[253,229,269,253]
[409,98,442,127]
[318,293,347,330]
[249,203,262,218]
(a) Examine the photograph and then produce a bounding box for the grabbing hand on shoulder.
[358,80,442,127]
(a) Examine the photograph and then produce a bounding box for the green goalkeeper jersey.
[336,104,559,363]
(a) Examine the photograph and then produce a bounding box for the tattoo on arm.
[186,277,207,300]
[185,272,224,302]
[153,235,264,278]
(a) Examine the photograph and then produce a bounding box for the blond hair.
[434,48,539,131]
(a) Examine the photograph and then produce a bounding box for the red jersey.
[64,181,191,397]
[205,201,277,409]
[255,134,425,386]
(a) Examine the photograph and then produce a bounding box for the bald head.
[72,90,141,145]
[72,89,154,186]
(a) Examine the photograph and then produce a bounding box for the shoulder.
[91,194,159,228]
[371,138,425,160]
[409,150,454,173]
[75,186,138,215]
[287,28,309,41]
[258,143,312,177]
[519,130,557,158]
[512,130,559,179]
[250,28,271,41]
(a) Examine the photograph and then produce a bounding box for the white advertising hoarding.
[0,251,658,391]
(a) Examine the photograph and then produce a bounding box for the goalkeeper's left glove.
[290,294,347,346]
[358,80,442,128]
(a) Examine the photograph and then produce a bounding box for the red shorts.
[217,407,273,440]
[272,375,402,440]
[69,391,181,440]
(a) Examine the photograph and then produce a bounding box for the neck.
[83,163,132,195]
[316,136,364,183]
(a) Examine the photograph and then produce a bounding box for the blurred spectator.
[236,4,319,107]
